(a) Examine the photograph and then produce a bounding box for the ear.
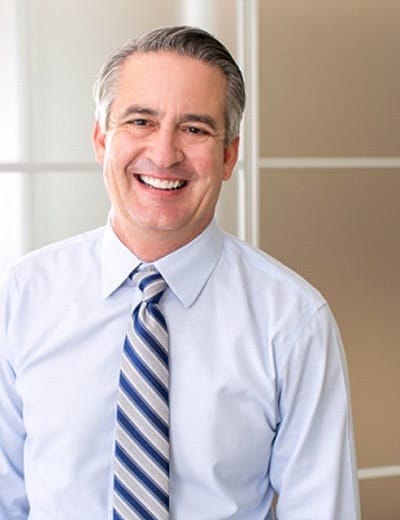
[92,120,106,164]
[223,136,240,181]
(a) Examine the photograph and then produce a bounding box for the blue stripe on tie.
[120,372,169,438]
[133,307,168,367]
[139,274,165,303]
[114,476,156,520]
[117,407,169,474]
[124,337,168,403]
[138,271,161,289]
[112,510,123,520]
[116,443,169,508]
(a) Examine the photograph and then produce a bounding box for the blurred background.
[1,1,399,517]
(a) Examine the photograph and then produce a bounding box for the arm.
[270,303,361,519]
[0,269,30,517]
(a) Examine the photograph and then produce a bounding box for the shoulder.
[220,232,327,320]
[16,226,103,266]
[4,227,105,294]
[219,233,341,372]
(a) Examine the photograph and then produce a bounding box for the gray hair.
[93,25,245,145]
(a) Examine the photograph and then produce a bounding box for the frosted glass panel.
[0,174,25,274]
[31,171,109,249]
[0,1,24,162]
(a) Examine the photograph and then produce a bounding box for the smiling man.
[0,26,360,519]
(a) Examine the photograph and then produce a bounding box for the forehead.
[112,51,227,120]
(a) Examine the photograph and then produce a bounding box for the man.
[0,26,360,519]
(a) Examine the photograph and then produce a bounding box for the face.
[93,51,239,258]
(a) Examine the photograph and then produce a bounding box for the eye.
[127,118,150,127]
[186,126,208,135]
[181,126,211,142]
[122,118,155,135]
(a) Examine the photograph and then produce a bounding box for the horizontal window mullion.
[0,163,99,173]
[259,157,400,169]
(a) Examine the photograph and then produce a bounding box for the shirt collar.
[100,221,141,299]
[100,218,224,307]
[154,219,224,308]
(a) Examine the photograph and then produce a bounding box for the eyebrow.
[120,105,158,119]
[119,105,220,133]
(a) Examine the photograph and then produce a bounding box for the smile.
[137,174,187,191]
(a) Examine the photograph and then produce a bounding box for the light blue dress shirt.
[0,219,360,519]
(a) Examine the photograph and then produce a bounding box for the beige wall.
[259,2,400,518]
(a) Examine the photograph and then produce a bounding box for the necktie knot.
[133,268,167,304]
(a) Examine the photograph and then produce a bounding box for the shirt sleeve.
[269,303,361,519]
[0,268,30,517]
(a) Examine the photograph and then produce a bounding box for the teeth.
[140,175,184,190]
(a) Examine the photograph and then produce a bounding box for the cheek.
[206,155,227,186]
[191,146,225,178]
[103,134,136,196]
[105,131,138,167]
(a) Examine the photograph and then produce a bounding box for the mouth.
[136,174,187,191]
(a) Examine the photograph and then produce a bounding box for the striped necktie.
[113,267,169,520]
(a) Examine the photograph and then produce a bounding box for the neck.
[111,217,210,262]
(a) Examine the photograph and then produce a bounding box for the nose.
[145,125,184,169]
